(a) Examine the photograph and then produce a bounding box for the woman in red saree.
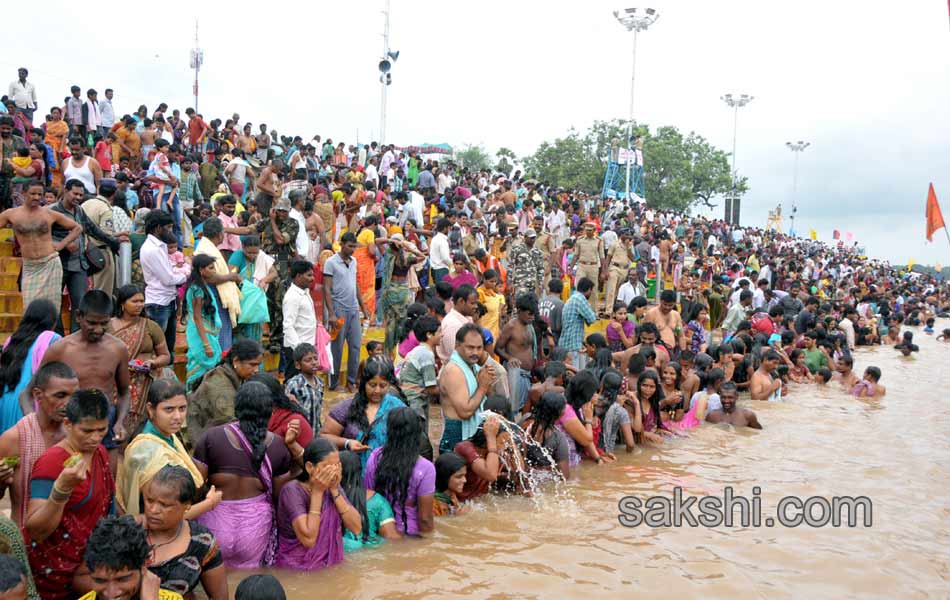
[109,285,172,436]
[25,390,114,600]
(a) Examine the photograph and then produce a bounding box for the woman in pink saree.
[275,438,361,570]
[192,381,295,569]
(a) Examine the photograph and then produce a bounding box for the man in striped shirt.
[560,277,597,370]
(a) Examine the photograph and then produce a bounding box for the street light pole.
[380,0,391,145]
[614,7,659,203]
[189,20,203,113]
[720,93,753,225]
[785,140,810,236]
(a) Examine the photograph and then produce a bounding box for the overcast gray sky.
[7,0,950,265]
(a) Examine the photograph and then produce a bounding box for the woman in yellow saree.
[355,216,386,322]
[44,107,68,190]
[117,379,221,517]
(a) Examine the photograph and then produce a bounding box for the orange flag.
[926,183,946,242]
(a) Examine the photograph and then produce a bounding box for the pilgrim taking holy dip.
[0,71,946,600]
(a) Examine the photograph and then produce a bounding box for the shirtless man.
[853,366,886,399]
[495,293,539,414]
[304,200,326,251]
[254,160,283,215]
[642,290,685,352]
[678,350,702,402]
[40,290,131,471]
[706,382,762,429]
[0,181,81,313]
[0,362,79,527]
[613,322,669,371]
[437,323,496,454]
[749,349,783,401]
[833,355,860,390]
[524,361,566,418]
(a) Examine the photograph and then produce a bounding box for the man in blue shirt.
[560,277,598,370]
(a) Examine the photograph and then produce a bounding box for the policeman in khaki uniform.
[571,221,605,313]
[604,228,635,312]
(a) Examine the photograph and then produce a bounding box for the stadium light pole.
[785,140,810,236]
[721,93,753,225]
[614,7,659,203]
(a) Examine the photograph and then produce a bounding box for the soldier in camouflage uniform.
[508,229,546,300]
[258,197,300,352]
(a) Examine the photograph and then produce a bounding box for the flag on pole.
[845,231,854,242]
[926,182,946,242]
[809,229,817,240]
[907,259,916,271]
[833,230,841,240]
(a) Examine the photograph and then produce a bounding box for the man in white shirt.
[8,68,36,121]
[287,189,310,258]
[364,156,379,189]
[429,218,453,283]
[379,146,395,185]
[140,212,188,362]
[282,259,317,378]
[83,89,102,137]
[100,88,115,129]
[617,271,647,306]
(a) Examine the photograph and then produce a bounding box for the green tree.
[456,144,492,171]
[523,119,747,213]
[522,128,602,191]
[495,146,517,174]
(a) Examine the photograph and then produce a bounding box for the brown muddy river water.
[229,324,950,599]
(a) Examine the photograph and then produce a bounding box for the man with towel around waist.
[0,180,81,313]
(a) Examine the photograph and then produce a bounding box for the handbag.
[84,241,107,275]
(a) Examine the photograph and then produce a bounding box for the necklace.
[149,521,184,554]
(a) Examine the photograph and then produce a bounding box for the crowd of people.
[0,70,948,600]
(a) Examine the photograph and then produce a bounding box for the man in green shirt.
[803,331,834,373]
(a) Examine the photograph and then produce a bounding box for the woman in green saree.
[116,378,220,517]
[186,255,223,390]
[227,235,276,345]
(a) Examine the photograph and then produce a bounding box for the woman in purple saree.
[192,381,295,569]
[275,438,362,570]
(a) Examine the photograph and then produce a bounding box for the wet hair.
[660,290,676,303]
[587,348,614,383]
[293,343,317,363]
[596,369,624,421]
[249,372,305,417]
[345,357,405,440]
[151,464,198,504]
[816,367,833,383]
[719,381,739,396]
[83,515,151,574]
[435,452,466,493]
[78,289,113,317]
[456,322,483,345]
[235,574,287,600]
[515,293,538,315]
[528,391,567,451]
[662,361,683,389]
[0,299,59,393]
[65,389,110,423]
[299,438,337,483]
[375,407,423,533]
[636,371,667,431]
[335,449,371,544]
[0,554,25,593]
[864,366,882,382]
[566,369,598,425]
[234,381,274,472]
[482,394,514,423]
[627,352,646,378]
